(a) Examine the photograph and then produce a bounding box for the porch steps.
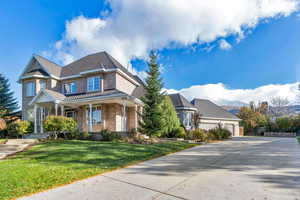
[0,139,38,160]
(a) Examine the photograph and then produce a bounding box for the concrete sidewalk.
[0,139,37,159]
[19,137,300,200]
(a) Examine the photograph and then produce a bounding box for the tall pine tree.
[0,73,19,118]
[139,51,164,137]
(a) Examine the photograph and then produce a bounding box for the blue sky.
[1,0,300,106]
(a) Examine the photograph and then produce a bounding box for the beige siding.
[22,79,37,120]
[115,73,136,95]
[103,72,116,90]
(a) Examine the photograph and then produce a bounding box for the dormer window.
[64,82,77,94]
[25,81,35,97]
[87,76,101,92]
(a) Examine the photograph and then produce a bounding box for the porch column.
[60,105,64,116]
[89,104,93,132]
[34,104,37,134]
[134,105,138,131]
[40,107,44,134]
[122,103,127,131]
[102,104,106,129]
[55,103,58,116]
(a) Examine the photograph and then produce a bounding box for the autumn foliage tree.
[237,107,267,134]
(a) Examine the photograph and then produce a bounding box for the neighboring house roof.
[191,99,240,120]
[168,93,197,110]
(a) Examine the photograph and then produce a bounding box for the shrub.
[174,127,186,138]
[66,128,81,139]
[209,126,232,140]
[80,131,90,140]
[100,129,121,141]
[7,120,33,138]
[185,129,208,141]
[43,116,77,139]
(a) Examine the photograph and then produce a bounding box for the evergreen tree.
[0,73,19,118]
[161,95,181,137]
[139,51,164,137]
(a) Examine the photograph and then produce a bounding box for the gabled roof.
[168,93,197,110]
[191,99,240,120]
[29,89,66,105]
[33,55,62,78]
[60,52,136,81]
[20,52,141,86]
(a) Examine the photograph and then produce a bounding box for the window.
[87,76,101,92]
[40,80,46,91]
[65,110,77,120]
[183,112,192,128]
[64,82,77,94]
[25,82,35,97]
[86,106,102,124]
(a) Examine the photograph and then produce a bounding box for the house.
[19,52,145,133]
[168,93,198,130]
[169,93,241,136]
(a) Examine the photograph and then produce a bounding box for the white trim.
[79,68,105,75]
[20,75,51,81]
[115,69,140,86]
[28,89,58,106]
[176,106,198,111]
[60,74,81,80]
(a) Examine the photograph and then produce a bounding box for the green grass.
[0,140,196,200]
[297,137,300,144]
[0,139,7,144]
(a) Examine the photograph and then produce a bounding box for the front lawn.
[0,139,6,144]
[0,140,196,200]
[297,137,300,144]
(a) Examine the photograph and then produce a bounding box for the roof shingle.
[191,99,240,120]
[168,93,196,110]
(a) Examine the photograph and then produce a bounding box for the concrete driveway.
[19,137,300,200]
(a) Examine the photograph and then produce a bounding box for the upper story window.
[40,80,46,91]
[25,82,35,97]
[64,82,77,94]
[87,76,101,92]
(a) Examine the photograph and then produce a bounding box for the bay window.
[40,80,46,91]
[25,81,35,97]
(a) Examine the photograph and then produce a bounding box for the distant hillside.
[222,104,300,116]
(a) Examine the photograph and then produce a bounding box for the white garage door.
[198,123,219,131]
[224,124,234,135]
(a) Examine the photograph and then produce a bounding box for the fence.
[264,132,296,137]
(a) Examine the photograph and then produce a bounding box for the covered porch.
[29,89,143,134]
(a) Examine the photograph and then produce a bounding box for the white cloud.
[48,0,299,65]
[166,82,300,106]
[219,39,232,50]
